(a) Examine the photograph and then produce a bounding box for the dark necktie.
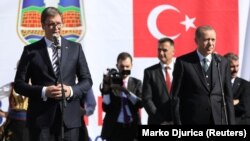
[165,66,171,93]
[52,44,59,77]
[203,58,209,72]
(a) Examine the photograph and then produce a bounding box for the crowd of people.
[0,6,249,141]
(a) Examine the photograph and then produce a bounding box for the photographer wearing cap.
[100,52,142,141]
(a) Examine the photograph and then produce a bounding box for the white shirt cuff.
[66,86,73,100]
[42,87,47,101]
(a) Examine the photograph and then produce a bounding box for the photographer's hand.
[111,84,130,96]
[101,74,111,94]
[102,83,111,94]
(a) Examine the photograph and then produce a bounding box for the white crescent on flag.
[147,4,181,39]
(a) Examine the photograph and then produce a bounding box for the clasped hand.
[45,84,71,100]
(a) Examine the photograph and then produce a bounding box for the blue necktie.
[203,58,209,72]
[122,80,130,123]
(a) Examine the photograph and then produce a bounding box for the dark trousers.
[79,117,89,141]
[104,123,137,141]
[29,106,80,141]
[29,126,79,141]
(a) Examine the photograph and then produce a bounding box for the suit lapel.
[38,38,56,76]
[192,52,210,92]
[156,63,170,96]
[60,38,69,72]
[210,58,217,91]
[127,77,133,92]
[232,77,240,97]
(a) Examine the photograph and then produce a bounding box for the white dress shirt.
[160,58,175,82]
[41,37,73,101]
[196,50,212,69]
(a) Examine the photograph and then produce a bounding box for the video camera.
[105,68,131,86]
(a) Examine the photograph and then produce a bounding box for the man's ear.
[41,23,45,30]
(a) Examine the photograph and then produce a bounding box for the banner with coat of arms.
[17,0,85,44]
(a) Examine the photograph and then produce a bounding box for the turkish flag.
[133,0,238,57]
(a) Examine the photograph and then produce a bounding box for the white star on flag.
[180,15,196,31]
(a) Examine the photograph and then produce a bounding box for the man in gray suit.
[142,37,175,125]
[172,25,235,125]
[14,7,92,141]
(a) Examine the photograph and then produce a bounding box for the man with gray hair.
[172,25,235,125]
[224,52,250,124]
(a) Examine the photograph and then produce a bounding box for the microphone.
[213,53,221,63]
[52,34,60,49]
[213,52,228,124]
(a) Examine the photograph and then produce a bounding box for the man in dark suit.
[224,53,250,124]
[142,37,175,125]
[101,52,142,141]
[14,7,92,141]
[172,25,235,125]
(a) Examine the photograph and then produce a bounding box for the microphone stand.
[214,54,228,125]
[55,43,67,141]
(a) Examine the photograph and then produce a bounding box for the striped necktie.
[52,44,59,77]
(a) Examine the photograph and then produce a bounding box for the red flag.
[133,0,238,57]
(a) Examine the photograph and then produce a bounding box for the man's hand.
[62,84,71,98]
[111,84,129,96]
[233,99,239,105]
[45,84,71,100]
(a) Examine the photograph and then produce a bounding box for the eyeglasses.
[45,22,63,28]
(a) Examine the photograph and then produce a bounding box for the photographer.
[100,52,142,141]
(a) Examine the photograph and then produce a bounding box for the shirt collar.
[44,36,61,48]
[44,37,54,48]
[231,77,236,85]
[123,76,129,83]
[196,50,212,62]
[160,58,175,70]
[123,76,130,87]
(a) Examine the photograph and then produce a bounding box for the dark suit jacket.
[142,63,172,124]
[14,37,92,128]
[172,51,235,125]
[101,77,142,139]
[233,77,250,124]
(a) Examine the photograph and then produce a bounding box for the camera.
[105,68,131,86]
[100,68,131,94]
